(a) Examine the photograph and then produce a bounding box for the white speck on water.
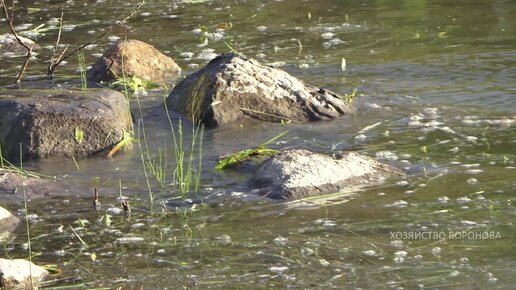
[269,266,289,274]
[385,200,408,208]
[423,107,440,117]
[131,223,146,229]
[456,196,472,204]
[191,28,202,34]
[431,247,441,256]
[396,180,409,186]
[274,236,288,246]
[404,190,415,195]
[207,32,224,41]
[256,53,266,59]
[107,207,123,215]
[399,160,411,166]
[156,249,166,255]
[54,249,66,257]
[466,169,483,174]
[301,247,315,256]
[319,259,330,267]
[314,219,337,227]
[62,24,76,32]
[256,26,267,31]
[115,236,144,244]
[450,270,460,277]
[363,249,378,257]
[230,191,245,197]
[466,136,478,142]
[395,251,408,258]
[197,49,218,61]
[299,63,309,69]
[462,163,480,168]
[267,61,286,67]
[487,272,498,283]
[467,178,478,185]
[108,35,120,42]
[180,52,194,59]
[377,192,386,196]
[354,134,367,141]
[321,32,335,39]
[215,234,232,245]
[449,147,459,153]
[140,12,150,17]
[188,63,199,69]
[461,220,478,226]
[390,240,403,248]
[376,151,398,160]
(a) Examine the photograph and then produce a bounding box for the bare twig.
[1,0,33,84]
[47,11,69,80]
[46,1,145,79]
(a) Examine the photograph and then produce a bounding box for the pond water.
[1,0,515,289]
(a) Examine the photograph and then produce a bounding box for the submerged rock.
[0,34,40,56]
[0,206,19,241]
[0,258,49,290]
[87,39,181,83]
[0,169,55,198]
[166,53,355,128]
[251,149,404,199]
[0,89,132,161]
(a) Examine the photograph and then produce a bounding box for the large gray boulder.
[0,89,132,161]
[0,258,49,290]
[0,206,19,241]
[87,39,181,83]
[166,54,355,128]
[251,149,404,199]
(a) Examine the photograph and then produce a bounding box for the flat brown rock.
[87,39,181,83]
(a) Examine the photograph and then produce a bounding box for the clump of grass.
[77,51,87,90]
[163,94,204,196]
[110,75,159,95]
[19,143,33,287]
[342,88,358,103]
[215,130,288,170]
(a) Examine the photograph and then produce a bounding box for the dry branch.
[1,0,33,84]
[46,1,145,79]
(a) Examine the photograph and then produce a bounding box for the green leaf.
[75,127,84,144]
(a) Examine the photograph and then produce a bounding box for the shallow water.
[1,0,515,289]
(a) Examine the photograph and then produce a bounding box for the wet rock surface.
[251,149,404,199]
[166,54,355,128]
[0,169,55,198]
[0,206,20,241]
[0,88,132,161]
[87,39,181,83]
[0,258,49,290]
[0,34,40,56]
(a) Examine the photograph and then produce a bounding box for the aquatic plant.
[19,144,34,287]
[77,51,87,90]
[163,89,204,196]
[342,88,358,103]
[215,130,288,170]
[109,75,160,95]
